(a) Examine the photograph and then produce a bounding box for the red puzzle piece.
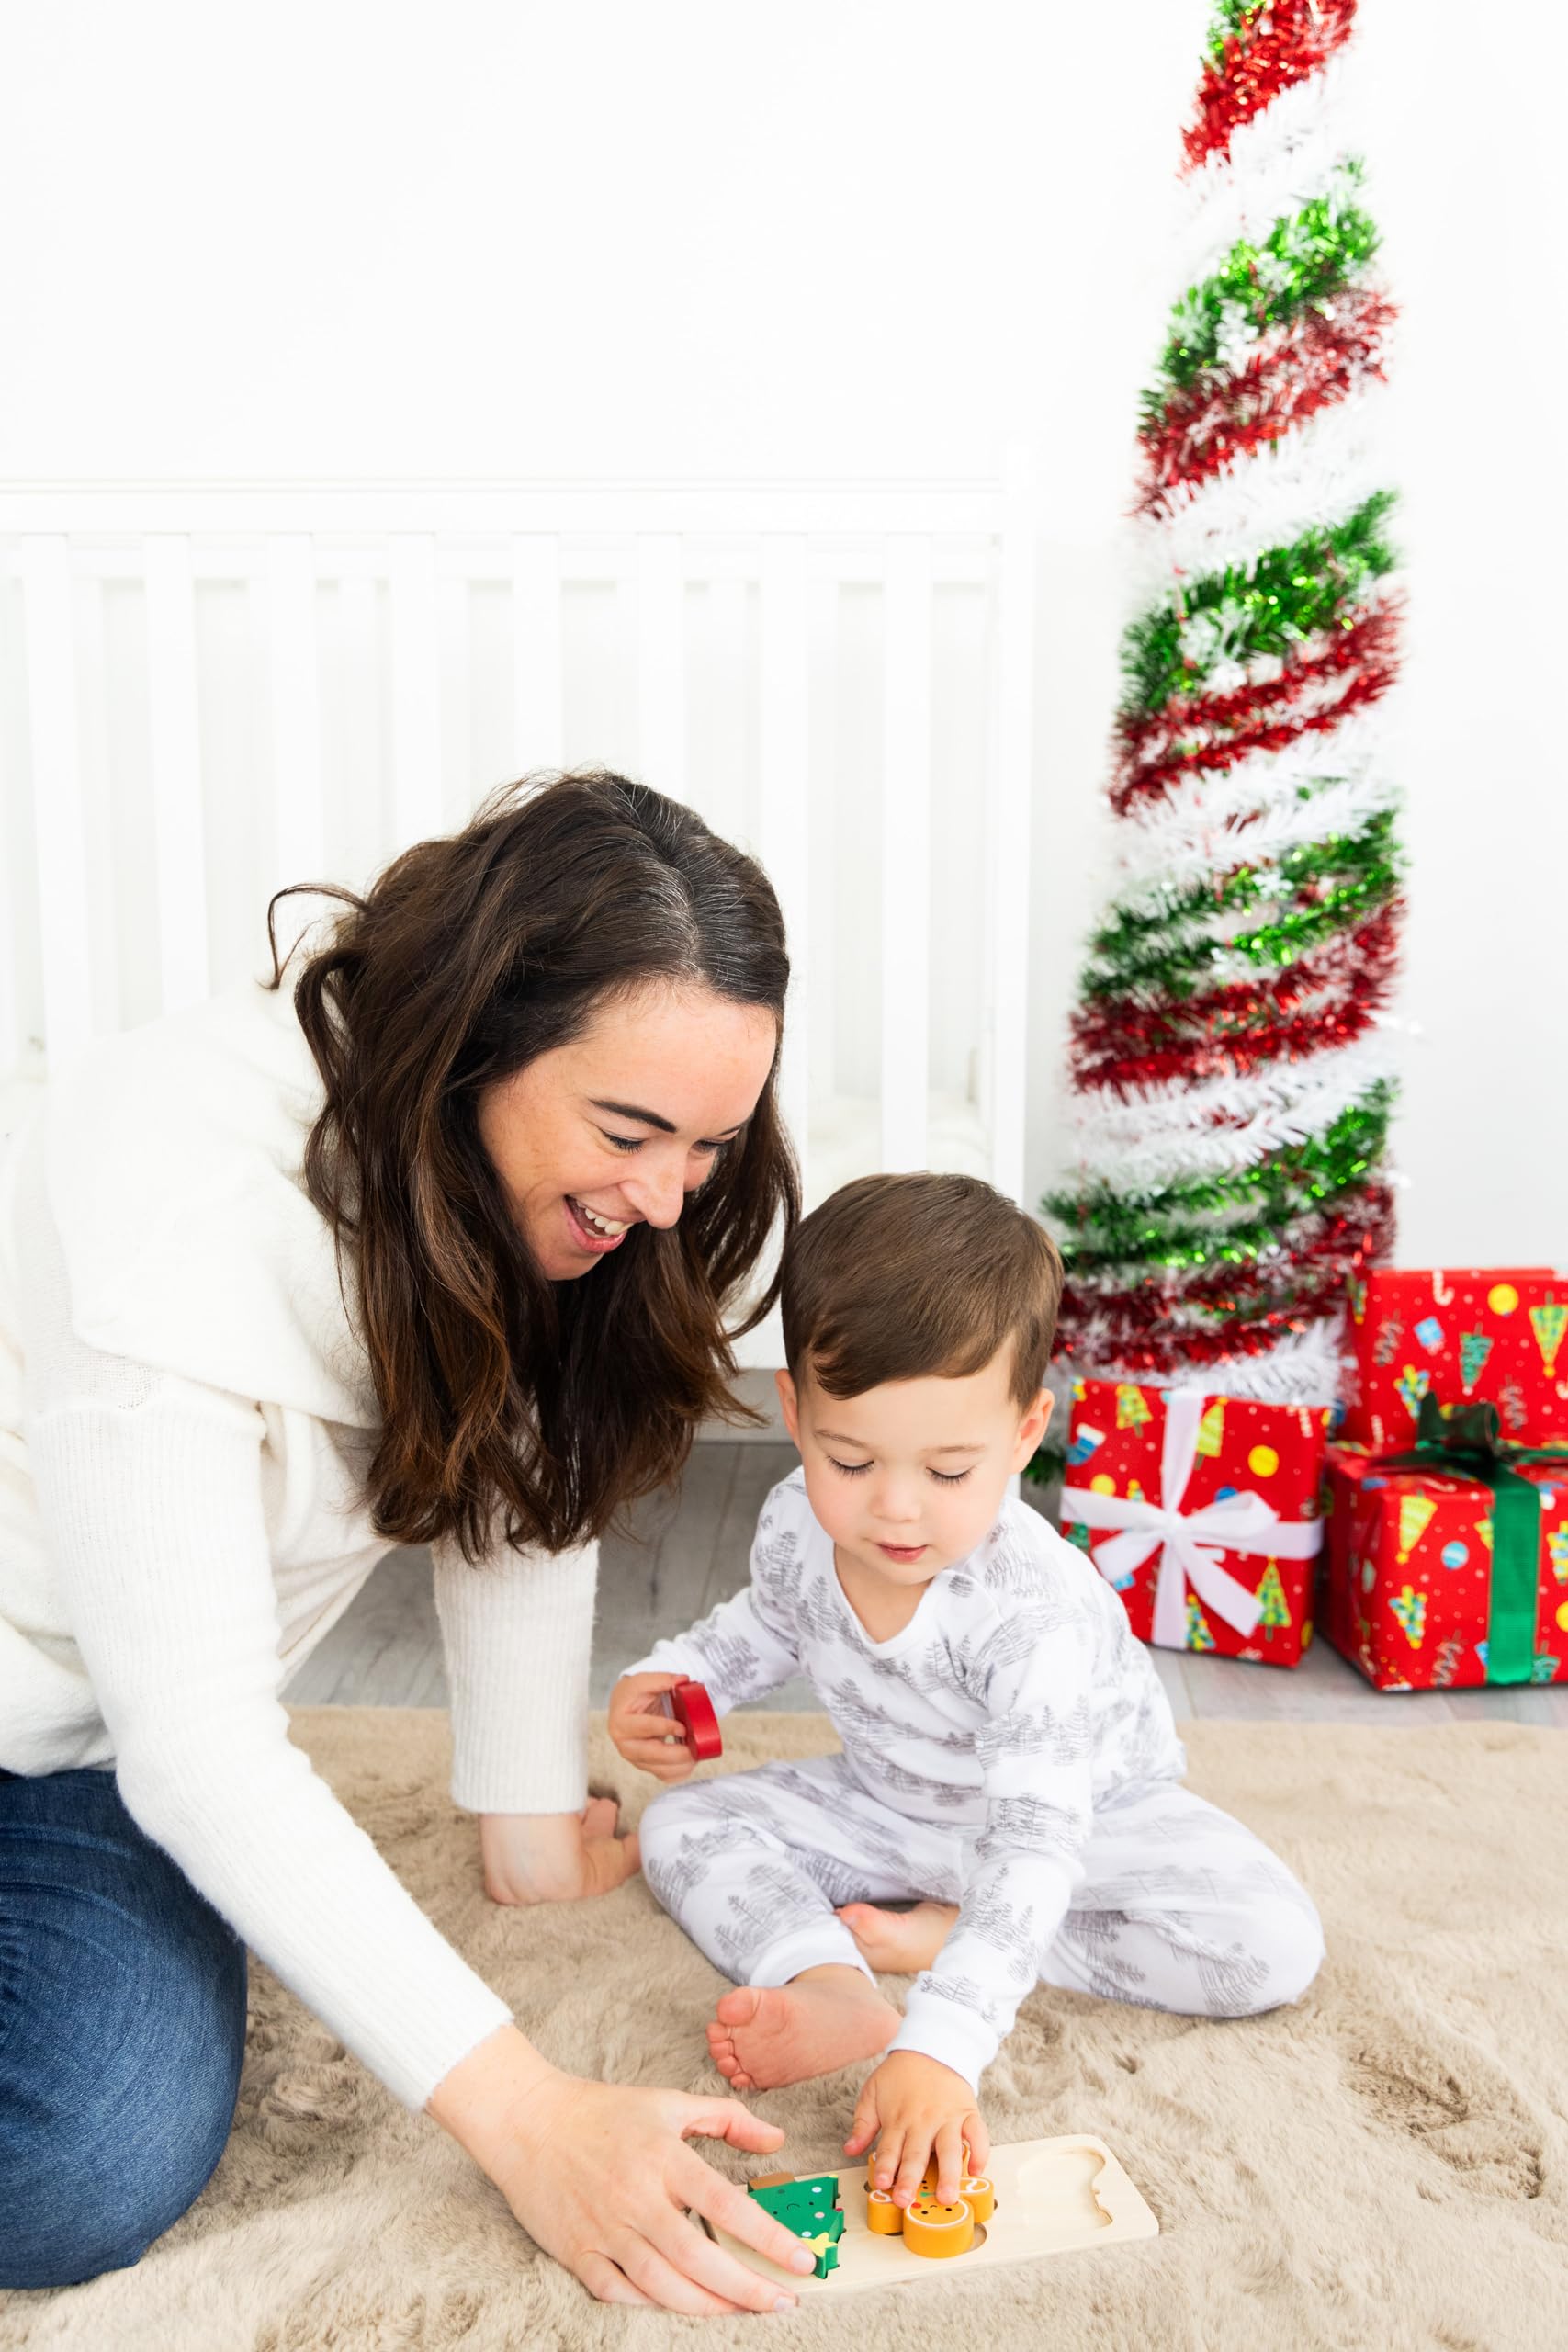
[661,1678,722,1760]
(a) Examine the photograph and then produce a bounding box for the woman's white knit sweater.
[0,979,598,2109]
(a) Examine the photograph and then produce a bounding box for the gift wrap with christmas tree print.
[1324,1417,1568,1692]
[1338,1267,1568,1450]
[1060,1381,1329,1668]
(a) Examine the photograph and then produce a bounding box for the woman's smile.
[563,1194,637,1254]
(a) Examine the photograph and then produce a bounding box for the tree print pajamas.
[631,1473,1323,2087]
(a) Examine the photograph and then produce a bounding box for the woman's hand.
[842,2050,988,2208]
[479,1797,639,1905]
[608,1670,700,1783]
[428,2024,818,2314]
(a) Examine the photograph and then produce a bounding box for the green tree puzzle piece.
[748,2175,846,2278]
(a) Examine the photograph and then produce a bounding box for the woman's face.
[477,981,781,1280]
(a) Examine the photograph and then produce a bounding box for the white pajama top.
[629,1469,1186,2086]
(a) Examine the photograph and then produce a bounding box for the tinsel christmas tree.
[1043,0,1402,1430]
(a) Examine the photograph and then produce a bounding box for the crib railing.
[1,466,1036,1360]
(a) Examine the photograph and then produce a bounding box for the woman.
[0,773,820,2314]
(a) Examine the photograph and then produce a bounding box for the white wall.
[4,0,1564,1261]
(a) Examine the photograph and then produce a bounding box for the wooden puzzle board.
[702,2133,1158,2298]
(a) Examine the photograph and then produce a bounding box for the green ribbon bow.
[1379,1396,1568,1685]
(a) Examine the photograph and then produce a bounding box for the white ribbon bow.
[1062,1389,1324,1649]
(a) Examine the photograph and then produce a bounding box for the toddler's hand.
[843,2051,987,2210]
[609,1670,700,1781]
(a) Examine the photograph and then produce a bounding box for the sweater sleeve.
[25,1372,514,2111]
[887,1590,1097,2090]
[432,1533,598,1815]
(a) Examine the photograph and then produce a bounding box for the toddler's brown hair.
[780,1172,1063,1408]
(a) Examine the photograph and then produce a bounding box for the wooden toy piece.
[959,2174,996,2223]
[865,2188,903,2235]
[748,2170,796,2192]
[705,2132,1159,2297]
[747,2170,846,2278]
[903,2198,975,2260]
[660,1677,722,1760]
[804,2231,842,2278]
[857,2139,992,2261]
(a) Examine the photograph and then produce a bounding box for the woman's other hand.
[428,2024,818,2314]
[479,1797,639,1905]
[608,1670,699,1782]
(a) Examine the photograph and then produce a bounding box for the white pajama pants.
[639,1755,1325,2019]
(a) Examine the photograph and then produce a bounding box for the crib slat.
[635,534,685,792]
[512,534,564,773]
[265,535,325,894]
[702,573,750,848]
[986,447,1037,1205]
[20,536,93,1074]
[388,533,444,848]
[143,534,209,1013]
[759,536,810,1193]
[879,536,931,1172]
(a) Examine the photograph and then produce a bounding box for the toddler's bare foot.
[836,1899,960,1973]
[705,1966,900,2092]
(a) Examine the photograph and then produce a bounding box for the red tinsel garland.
[1064,1182,1393,1309]
[1183,0,1359,172]
[1112,605,1400,812]
[1136,288,1396,512]
[1072,1185,1392,1317]
[1070,901,1400,1091]
[1087,893,1400,1036]
[1055,1190,1393,1371]
[1074,896,1399,1061]
[1059,1253,1382,1373]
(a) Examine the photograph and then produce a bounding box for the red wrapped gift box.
[1059,1379,1330,1668]
[1324,1442,1568,1691]
[1340,1267,1568,1450]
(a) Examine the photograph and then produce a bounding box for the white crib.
[0,463,1036,1365]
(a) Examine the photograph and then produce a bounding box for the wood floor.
[288,1441,1568,1725]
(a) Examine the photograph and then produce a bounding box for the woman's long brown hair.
[268,772,799,1561]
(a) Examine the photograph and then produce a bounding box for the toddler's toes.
[836,1899,957,1973]
[715,1984,766,2030]
[835,1901,910,1970]
[705,2021,735,2071]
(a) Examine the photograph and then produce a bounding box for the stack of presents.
[1058,1270,1568,1691]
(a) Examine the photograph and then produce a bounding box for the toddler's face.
[776,1348,1053,1589]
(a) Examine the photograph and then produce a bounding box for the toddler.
[611,1173,1324,2209]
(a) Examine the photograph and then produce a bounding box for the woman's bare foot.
[835,1899,960,1973]
[705,1966,901,2093]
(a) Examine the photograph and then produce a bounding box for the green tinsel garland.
[1058,1189,1367,1286]
[1044,1088,1393,1272]
[1152,168,1379,398]
[1205,0,1269,57]
[1082,814,1402,1001]
[1092,807,1396,947]
[1122,489,1397,718]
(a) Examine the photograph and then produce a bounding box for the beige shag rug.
[4,1711,1566,2352]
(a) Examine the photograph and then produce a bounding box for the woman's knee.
[3,2090,237,2288]
[0,1921,247,2289]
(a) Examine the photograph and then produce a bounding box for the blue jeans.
[0,1763,248,2289]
